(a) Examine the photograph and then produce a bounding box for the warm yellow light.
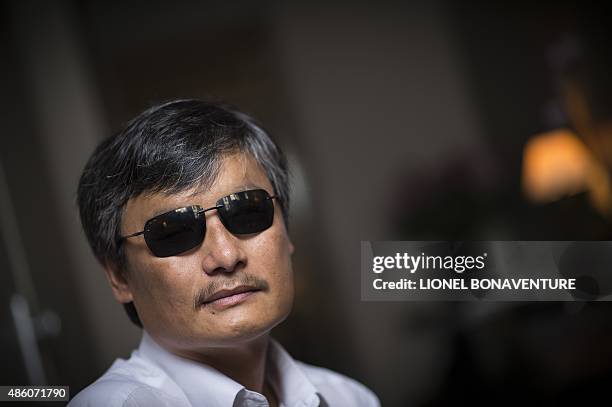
[522,129,594,203]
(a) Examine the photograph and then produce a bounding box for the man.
[70,99,379,406]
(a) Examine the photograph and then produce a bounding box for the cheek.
[252,231,295,303]
[127,255,199,319]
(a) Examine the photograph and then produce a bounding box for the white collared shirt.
[69,332,380,407]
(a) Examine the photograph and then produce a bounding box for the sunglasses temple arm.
[122,230,145,240]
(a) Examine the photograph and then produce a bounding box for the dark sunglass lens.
[218,190,274,235]
[144,207,205,257]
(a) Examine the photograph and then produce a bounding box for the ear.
[102,261,134,304]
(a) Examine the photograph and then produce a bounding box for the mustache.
[193,273,269,310]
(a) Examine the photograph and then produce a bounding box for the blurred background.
[2,0,612,405]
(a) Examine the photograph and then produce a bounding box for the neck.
[170,334,271,394]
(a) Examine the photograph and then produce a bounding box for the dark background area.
[2,0,612,405]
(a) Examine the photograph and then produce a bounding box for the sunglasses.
[119,189,276,257]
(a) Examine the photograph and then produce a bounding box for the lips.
[201,285,260,306]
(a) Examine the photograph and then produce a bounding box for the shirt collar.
[266,339,320,407]
[137,331,320,407]
[138,331,243,407]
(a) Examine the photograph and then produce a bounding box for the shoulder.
[68,358,188,407]
[296,361,381,407]
[68,378,153,407]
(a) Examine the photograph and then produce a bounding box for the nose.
[200,212,247,275]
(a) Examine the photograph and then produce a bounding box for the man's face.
[116,153,294,351]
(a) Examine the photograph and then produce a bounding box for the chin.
[200,311,289,346]
[223,315,282,341]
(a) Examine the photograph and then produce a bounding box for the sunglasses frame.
[119,189,277,257]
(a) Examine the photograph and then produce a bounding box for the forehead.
[123,153,273,227]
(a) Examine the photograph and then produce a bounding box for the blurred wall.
[275,2,485,404]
